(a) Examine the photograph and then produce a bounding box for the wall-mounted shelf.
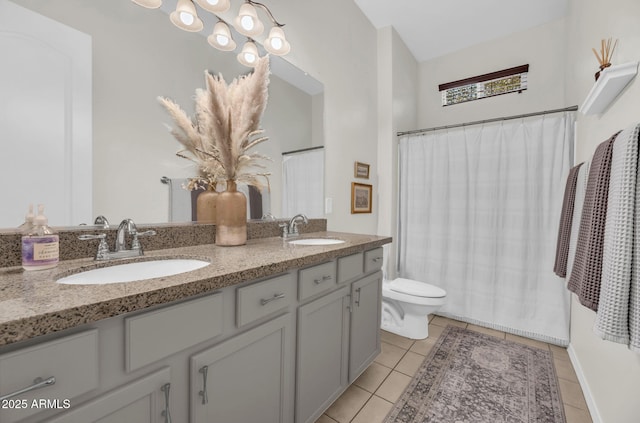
[581,61,638,115]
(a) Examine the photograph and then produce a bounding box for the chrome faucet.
[261,212,276,221]
[79,218,156,261]
[280,214,308,238]
[115,219,136,252]
[94,215,110,229]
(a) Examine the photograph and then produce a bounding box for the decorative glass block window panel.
[439,65,529,106]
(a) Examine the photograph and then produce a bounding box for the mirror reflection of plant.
[158,55,272,192]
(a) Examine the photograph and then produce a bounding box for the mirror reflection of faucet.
[79,219,156,261]
[94,215,110,229]
[279,214,308,238]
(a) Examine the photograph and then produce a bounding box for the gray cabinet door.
[190,313,294,423]
[296,286,350,423]
[349,272,382,383]
[47,367,171,423]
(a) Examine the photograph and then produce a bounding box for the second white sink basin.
[57,258,210,285]
[288,238,345,246]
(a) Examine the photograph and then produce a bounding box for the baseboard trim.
[567,343,603,423]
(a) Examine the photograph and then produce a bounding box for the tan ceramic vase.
[196,186,218,223]
[215,180,247,246]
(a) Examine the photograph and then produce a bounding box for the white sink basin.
[57,259,210,285]
[288,238,345,246]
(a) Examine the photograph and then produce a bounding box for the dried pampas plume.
[158,55,272,190]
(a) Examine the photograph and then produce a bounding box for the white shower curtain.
[282,148,324,218]
[398,113,574,345]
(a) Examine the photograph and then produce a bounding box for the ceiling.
[353,0,568,62]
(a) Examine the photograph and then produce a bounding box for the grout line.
[347,390,374,423]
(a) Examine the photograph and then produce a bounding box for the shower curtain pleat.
[398,113,574,345]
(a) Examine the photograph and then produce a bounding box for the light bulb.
[195,0,229,12]
[240,15,254,31]
[180,12,194,25]
[265,26,290,55]
[170,0,203,32]
[234,3,263,37]
[208,21,236,51]
[237,40,259,67]
[270,37,283,50]
[216,34,229,46]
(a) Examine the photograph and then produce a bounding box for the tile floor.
[315,315,593,423]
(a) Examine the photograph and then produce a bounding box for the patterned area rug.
[384,326,566,423]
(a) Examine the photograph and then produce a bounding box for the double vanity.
[0,220,391,423]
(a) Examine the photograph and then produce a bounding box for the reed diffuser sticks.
[592,37,618,68]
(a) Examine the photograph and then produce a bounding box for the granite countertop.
[0,231,391,347]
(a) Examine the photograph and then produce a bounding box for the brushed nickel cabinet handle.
[161,383,172,423]
[313,275,333,285]
[199,366,209,405]
[0,376,55,401]
[260,293,285,305]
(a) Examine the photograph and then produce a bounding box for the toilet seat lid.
[388,278,446,298]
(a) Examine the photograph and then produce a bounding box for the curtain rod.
[397,105,578,137]
[282,145,324,156]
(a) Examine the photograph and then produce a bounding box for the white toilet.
[381,278,447,340]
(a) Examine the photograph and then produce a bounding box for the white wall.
[270,0,379,234]
[376,26,418,279]
[564,0,640,422]
[417,19,567,128]
[11,0,313,224]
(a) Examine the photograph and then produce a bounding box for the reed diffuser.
[592,38,618,81]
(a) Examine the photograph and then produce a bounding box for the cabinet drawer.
[298,261,336,301]
[237,273,296,327]
[337,252,364,283]
[0,330,98,423]
[125,292,223,372]
[364,248,384,273]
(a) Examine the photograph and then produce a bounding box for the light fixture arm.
[247,0,285,27]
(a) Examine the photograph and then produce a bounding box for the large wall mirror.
[0,0,324,229]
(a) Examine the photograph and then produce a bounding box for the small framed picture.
[351,182,372,214]
[354,161,370,179]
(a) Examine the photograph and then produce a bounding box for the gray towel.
[566,162,589,281]
[594,124,640,351]
[554,162,584,277]
[567,132,619,311]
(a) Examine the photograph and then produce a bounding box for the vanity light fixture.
[237,39,259,67]
[132,0,290,66]
[170,0,204,32]
[207,21,237,51]
[132,0,162,8]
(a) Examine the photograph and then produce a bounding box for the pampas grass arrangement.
[158,55,271,191]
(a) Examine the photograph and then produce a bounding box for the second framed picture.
[351,182,372,214]
[354,161,370,179]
